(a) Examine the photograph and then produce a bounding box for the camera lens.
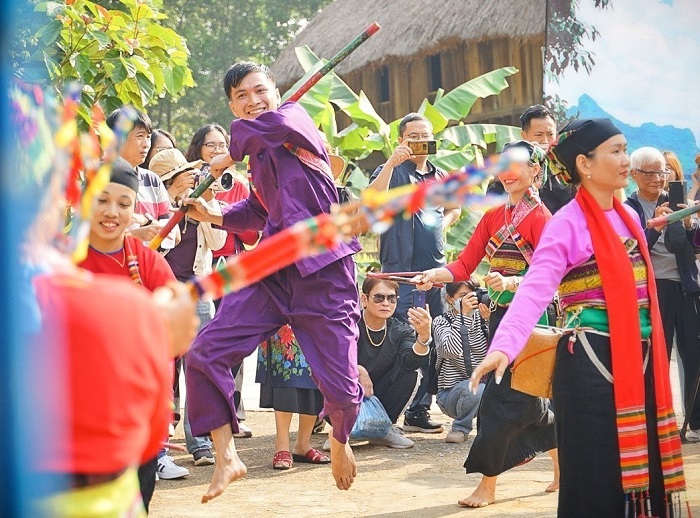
[219,172,234,191]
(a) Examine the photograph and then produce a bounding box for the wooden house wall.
[338,35,544,129]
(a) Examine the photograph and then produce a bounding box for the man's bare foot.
[545,480,559,492]
[201,453,247,503]
[201,423,247,503]
[458,475,497,508]
[329,434,357,490]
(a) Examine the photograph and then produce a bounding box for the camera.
[194,164,234,192]
[407,140,437,156]
[475,287,490,306]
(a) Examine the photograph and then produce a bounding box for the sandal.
[272,450,293,470]
[292,448,331,464]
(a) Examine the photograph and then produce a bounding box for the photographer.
[367,113,461,434]
[433,280,490,444]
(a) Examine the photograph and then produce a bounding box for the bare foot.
[458,476,497,508]
[329,434,357,490]
[545,480,559,492]
[201,453,247,503]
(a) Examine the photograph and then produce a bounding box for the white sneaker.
[686,429,700,442]
[322,438,331,452]
[168,423,175,437]
[368,425,414,449]
[157,455,189,480]
[233,421,253,438]
[445,430,467,443]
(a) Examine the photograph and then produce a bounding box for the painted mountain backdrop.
[569,95,699,179]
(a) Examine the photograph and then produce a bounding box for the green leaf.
[135,72,155,105]
[417,99,449,134]
[88,28,112,50]
[439,123,520,151]
[75,53,91,76]
[433,67,519,121]
[430,149,477,171]
[34,19,62,45]
[119,57,137,78]
[107,59,127,83]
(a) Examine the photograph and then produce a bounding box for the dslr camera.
[474,287,490,306]
[194,164,234,192]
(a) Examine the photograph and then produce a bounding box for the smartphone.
[407,140,437,156]
[412,289,426,309]
[668,181,685,212]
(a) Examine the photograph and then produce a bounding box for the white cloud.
[546,0,700,143]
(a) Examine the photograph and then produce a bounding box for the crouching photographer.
[432,280,490,443]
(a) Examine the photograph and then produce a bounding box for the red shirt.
[34,272,172,473]
[78,235,175,292]
[213,178,259,258]
[446,203,551,281]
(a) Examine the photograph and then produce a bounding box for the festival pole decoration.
[646,203,700,228]
[187,157,513,301]
[148,21,382,251]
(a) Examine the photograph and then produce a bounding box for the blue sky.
[546,0,700,144]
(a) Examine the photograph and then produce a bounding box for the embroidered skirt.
[552,331,672,517]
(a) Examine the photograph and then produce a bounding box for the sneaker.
[192,448,215,466]
[403,411,444,433]
[233,421,253,438]
[322,438,331,452]
[445,430,467,443]
[168,423,175,437]
[156,455,189,479]
[686,429,700,442]
[313,417,326,434]
[368,425,415,449]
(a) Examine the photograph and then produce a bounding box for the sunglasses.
[371,294,398,304]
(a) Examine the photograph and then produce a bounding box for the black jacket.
[625,192,700,295]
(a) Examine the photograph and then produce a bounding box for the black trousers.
[137,456,157,512]
[373,362,419,424]
[656,279,700,428]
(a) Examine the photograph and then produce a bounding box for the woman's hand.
[130,222,161,242]
[167,171,196,200]
[478,302,491,321]
[485,271,520,292]
[407,306,432,343]
[469,351,510,393]
[357,365,374,398]
[460,291,479,313]
[209,153,234,179]
[411,267,453,290]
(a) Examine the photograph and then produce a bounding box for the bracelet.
[416,336,432,347]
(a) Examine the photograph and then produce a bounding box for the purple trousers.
[186,256,362,443]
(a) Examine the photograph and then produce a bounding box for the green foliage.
[285,46,520,274]
[147,0,332,141]
[15,0,193,125]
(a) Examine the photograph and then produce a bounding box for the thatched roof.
[272,0,546,85]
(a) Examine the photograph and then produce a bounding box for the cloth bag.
[349,396,392,440]
[510,325,563,399]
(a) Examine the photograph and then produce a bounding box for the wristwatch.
[416,335,433,347]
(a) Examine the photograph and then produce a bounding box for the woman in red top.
[77,158,179,507]
[415,141,559,508]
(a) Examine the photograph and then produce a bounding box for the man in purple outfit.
[185,62,362,502]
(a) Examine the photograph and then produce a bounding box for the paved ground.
[149,351,700,517]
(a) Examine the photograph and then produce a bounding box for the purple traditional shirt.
[221,102,361,277]
[488,199,643,363]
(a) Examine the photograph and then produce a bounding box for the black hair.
[185,124,230,162]
[519,104,555,132]
[105,107,152,133]
[143,128,177,168]
[361,277,399,296]
[223,62,275,100]
[398,113,431,138]
[445,280,478,298]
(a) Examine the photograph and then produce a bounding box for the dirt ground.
[150,408,700,518]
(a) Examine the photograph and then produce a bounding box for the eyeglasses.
[203,142,228,151]
[635,169,670,179]
[404,133,433,140]
[371,294,398,304]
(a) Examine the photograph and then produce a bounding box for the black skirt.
[259,382,324,416]
[464,306,557,476]
[552,331,672,518]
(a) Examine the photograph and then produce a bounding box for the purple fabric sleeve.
[488,200,641,363]
[220,192,267,233]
